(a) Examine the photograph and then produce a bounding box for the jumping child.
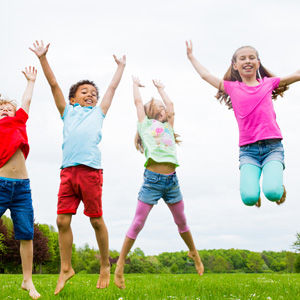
[186,41,300,207]
[30,40,126,294]
[114,76,204,289]
[0,67,40,299]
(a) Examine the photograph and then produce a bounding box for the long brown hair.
[216,46,288,109]
[135,98,181,153]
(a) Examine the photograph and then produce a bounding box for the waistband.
[241,138,282,147]
[0,177,30,184]
[62,165,103,172]
[144,168,177,178]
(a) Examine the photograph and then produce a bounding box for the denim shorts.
[239,139,285,169]
[138,169,183,205]
[0,177,34,240]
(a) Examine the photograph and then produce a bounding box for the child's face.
[233,47,260,79]
[0,104,16,119]
[70,84,98,107]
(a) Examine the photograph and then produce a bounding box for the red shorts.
[57,165,103,217]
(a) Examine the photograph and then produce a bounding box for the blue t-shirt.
[61,104,105,169]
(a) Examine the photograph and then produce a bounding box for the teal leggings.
[240,161,284,206]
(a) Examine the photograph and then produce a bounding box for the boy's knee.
[241,191,260,206]
[90,217,103,230]
[56,215,71,230]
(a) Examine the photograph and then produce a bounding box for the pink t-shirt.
[223,77,282,146]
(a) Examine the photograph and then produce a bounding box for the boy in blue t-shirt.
[30,40,126,294]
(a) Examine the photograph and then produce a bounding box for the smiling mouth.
[1,113,8,117]
[84,99,93,105]
[243,65,253,70]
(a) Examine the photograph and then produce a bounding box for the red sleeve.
[15,108,29,123]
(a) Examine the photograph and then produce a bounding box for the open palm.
[29,40,50,58]
[22,66,37,82]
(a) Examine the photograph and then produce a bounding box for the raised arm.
[186,40,224,91]
[279,70,300,87]
[21,66,37,114]
[132,76,146,122]
[152,79,174,127]
[30,40,66,117]
[100,55,126,115]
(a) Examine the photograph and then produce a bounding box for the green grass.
[0,273,300,300]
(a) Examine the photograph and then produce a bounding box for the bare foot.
[54,268,75,295]
[114,264,126,289]
[21,279,41,299]
[96,265,110,289]
[255,197,261,207]
[276,185,286,205]
[188,250,204,276]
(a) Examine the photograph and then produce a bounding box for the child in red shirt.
[0,67,40,299]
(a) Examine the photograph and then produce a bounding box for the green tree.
[246,252,264,273]
[295,255,300,273]
[286,252,296,273]
[170,263,178,273]
[292,233,300,252]
[32,225,50,273]
[0,233,6,254]
[211,255,230,273]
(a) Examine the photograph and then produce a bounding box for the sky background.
[1,0,300,255]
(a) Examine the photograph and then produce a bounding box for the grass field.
[1,273,300,300]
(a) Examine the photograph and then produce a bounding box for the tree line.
[1,216,300,274]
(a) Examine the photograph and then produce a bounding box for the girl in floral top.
[114,77,204,289]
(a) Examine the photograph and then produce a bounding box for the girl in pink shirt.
[186,41,300,207]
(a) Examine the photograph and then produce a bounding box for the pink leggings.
[126,200,190,239]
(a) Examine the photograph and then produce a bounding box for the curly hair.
[134,98,181,153]
[216,46,288,109]
[68,80,99,101]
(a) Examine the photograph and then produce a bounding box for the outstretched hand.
[22,66,37,82]
[132,76,145,87]
[29,40,50,58]
[152,79,165,89]
[113,54,126,67]
[186,40,193,58]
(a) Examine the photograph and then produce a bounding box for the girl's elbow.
[134,99,143,106]
[201,73,210,82]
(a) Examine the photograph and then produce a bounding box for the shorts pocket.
[240,145,250,151]
[268,140,283,151]
[0,181,7,191]
[145,175,159,184]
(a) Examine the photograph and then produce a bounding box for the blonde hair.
[216,46,288,109]
[135,98,181,153]
[0,95,17,111]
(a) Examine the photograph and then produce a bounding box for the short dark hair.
[68,80,99,100]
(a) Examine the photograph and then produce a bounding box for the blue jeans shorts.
[0,177,34,240]
[138,169,183,205]
[239,139,285,169]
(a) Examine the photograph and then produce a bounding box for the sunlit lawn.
[1,273,300,300]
